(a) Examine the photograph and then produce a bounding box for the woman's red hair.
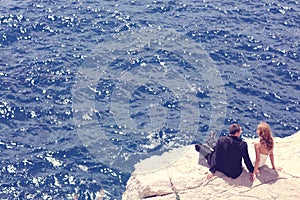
[257,122,274,151]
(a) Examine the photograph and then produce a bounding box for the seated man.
[195,124,254,179]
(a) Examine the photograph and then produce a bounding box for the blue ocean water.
[0,0,299,199]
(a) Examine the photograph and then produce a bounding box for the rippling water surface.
[0,0,299,199]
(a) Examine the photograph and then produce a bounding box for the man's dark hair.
[229,124,241,135]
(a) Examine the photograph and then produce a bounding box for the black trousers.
[197,143,214,163]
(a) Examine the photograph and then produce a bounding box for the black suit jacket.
[207,135,254,178]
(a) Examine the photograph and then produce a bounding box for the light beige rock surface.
[122,131,300,200]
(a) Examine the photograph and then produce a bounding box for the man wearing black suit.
[196,124,254,179]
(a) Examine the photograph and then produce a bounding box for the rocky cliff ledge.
[122,131,300,200]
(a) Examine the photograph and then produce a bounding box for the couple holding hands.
[195,122,282,181]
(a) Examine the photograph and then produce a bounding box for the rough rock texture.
[122,131,300,200]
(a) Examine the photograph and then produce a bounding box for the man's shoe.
[195,143,202,152]
[195,143,213,157]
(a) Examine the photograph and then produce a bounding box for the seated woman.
[252,122,282,180]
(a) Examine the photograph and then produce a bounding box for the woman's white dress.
[248,142,269,167]
[257,153,269,167]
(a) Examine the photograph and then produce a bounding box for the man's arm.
[241,142,254,173]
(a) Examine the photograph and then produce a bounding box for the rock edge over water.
[123,131,300,200]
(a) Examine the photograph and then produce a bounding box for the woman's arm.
[252,142,261,180]
[269,150,282,170]
[269,150,275,169]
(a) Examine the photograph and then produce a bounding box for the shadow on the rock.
[255,165,279,184]
[223,168,254,187]
[197,152,280,187]
[197,153,254,187]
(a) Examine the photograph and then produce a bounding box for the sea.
[0,0,299,199]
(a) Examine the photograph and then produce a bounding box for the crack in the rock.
[240,177,286,194]
[281,171,300,179]
[143,177,181,199]
[169,178,180,200]
[143,193,173,199]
